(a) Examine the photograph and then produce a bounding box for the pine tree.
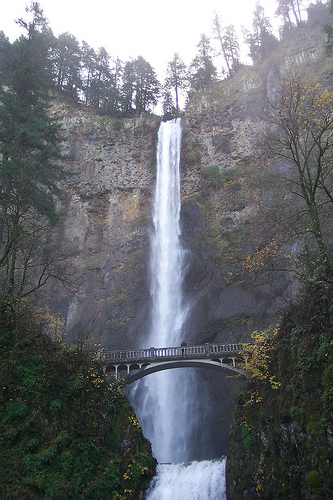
[244,2,278,63]
[165,53,187,111]
[121,56,160,114]
[121,60,136,113]
[212,14,240,77]
[0,31,12,86]
[0,2,66,300]
[52,32,82,99]
[189,34,217,95]
[133,56,160,113]
[162,89,177,121]
[275,0,304,28]
[88,47,111,109]
[81,41,96,105]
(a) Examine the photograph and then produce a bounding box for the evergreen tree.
[165,52,187,111]
[223,25,240,72]
[307,1,330,28]
[88,46,111,109]
[0,31,12,86]
[162,89,177,121]
[212,13,240,77]
[121,56,160,113]
[275,0,304,28]
[189,34,217,95]
[100,57,123,115]
[0,2,66,300]
[121,60,136,113]
[81,40,96,105]
[52,32,82,99]
[133,56,160,113]
[244,2,279,63]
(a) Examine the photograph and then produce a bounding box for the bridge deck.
[98,343,244,364]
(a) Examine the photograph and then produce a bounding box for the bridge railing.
[98,343,244,363]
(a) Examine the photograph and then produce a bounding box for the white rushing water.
[149,118,184,351]
[131,118,227,499]
[146,460,226,500]
[132,118,190,464]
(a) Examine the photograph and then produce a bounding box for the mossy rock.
[307,470,321,490]
[0,305,156,499]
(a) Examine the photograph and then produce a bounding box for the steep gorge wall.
[179,25,329,346]
[43,26,328,352]
[175,26,331,457]
[45,86,284,352]
[43,106,159,348]
[226,282,333,499]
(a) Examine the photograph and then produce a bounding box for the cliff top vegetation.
[1,1,332,119]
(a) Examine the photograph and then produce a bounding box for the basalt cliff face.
[46,26,328,349]
[43,109,159,348]
[40,25,331,458]
[180,25,329,345]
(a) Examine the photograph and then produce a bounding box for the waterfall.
[130,118,227,499]
[147,460,226,500]
[149,117,185,352]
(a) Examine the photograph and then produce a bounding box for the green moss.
[112,118,123,131]
[201,165,222,188]
[105,294,126,318]
[150,161,157,175]
[0,305,156,499]
[227,281,333,499]
[307,470,320,489]
[200,163,245,192]
[90,115,116,136]
[185,150,202,166]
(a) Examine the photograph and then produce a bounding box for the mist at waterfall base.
[129,119,227,499]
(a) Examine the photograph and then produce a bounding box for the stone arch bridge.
[98,343,248,385]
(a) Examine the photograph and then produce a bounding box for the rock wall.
[178,24,328,346]
[43,106,159,349]
[44,92,288,353]
[44,26,328,351]
[180,78,288,345]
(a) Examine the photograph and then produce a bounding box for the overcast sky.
[3,0,310,78]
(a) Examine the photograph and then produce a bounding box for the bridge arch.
[117,359,246,385]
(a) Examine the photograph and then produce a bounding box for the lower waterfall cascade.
[146,460,227,499]
[130,118,227,499]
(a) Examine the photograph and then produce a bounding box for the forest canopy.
[1,1,331,117]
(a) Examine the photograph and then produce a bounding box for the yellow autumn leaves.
[243,328,281,390]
